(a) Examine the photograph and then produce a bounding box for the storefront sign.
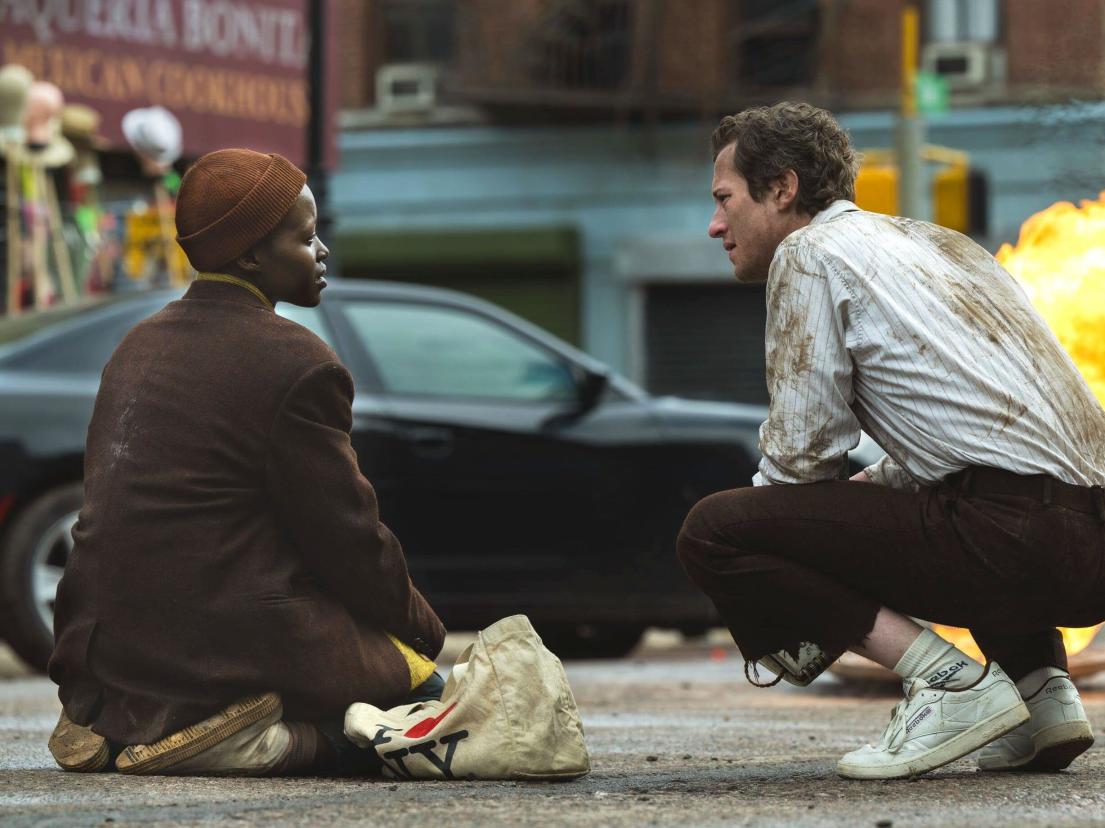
[0,0,336,167]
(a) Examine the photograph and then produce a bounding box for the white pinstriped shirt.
[753,201,1105,490]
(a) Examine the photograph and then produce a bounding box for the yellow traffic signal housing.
[934,164,969,234]
[854,147,987,236]
[854,163,899,217]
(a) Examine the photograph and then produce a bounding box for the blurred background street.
[3,631,1105,827]
[5,0,1105,689]
[4,2,1105,823]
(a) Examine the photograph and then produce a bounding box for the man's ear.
[772,169,800,212]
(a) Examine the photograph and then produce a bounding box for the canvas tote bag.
[344,614,590,780]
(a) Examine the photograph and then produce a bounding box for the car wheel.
[0,483,82,672]
[538,623,644,660]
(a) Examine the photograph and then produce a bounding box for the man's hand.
[850,470,871,483]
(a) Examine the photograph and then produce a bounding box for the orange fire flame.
[934,193,1105,658]
[931,624,1101,662]
[996,192,1105,404]
[994,190,1105,654]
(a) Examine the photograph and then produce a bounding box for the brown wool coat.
[48,280,446,745]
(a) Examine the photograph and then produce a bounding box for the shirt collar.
[193,272,274,311]
[809,199,860,227]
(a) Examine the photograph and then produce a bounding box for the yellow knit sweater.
[388,635,438,688]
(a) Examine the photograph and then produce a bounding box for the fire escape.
[447,0,663,115]
[441,0,826,121]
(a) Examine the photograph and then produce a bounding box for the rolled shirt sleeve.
[753,238,862,486]
[265,361,446,657]
[863,454,921,491]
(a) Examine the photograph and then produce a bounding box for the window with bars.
[526,0,634,91]
[736,0,821,88]
[382,0,457,63]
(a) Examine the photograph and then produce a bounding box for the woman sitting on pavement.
[47,148,446,777]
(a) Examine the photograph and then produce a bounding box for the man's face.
[708,143,795,284]
[254,185,329,307]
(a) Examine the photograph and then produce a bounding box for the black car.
[0,279,879,670]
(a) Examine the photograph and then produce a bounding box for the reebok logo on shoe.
[926,660,969,688]
[906,706,933,735]
[978,675,1094,772]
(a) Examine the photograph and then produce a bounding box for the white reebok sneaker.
[978,675,1094,772]
[837,663,1028,780]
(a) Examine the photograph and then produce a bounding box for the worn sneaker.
[754,642,841,687]
[837,662,1029,780]
[116,692,285,776]
[48,710,111,773]
[978,675,1094,772]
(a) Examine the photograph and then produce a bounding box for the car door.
[329,296,614,616]
[277,302,407,507]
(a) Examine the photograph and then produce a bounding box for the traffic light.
[967,167,989,237]
[854,162,899,217]
[855,153,989,236]
[933,164,988,236]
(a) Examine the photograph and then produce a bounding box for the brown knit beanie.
[175,149,307,271]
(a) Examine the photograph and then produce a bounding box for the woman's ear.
[234,246,262,275]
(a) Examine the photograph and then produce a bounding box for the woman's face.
[254,185,330,307]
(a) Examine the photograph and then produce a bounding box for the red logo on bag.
[404,703,458,739]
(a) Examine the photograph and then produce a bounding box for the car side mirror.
[574,366,608,415]
[540,366,608,431]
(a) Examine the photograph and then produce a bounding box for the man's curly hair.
[712,102,859,216]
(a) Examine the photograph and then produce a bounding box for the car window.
[0,295,132,345]
[340,301,578,402]
[0,300,164,374]
[0,299,333,376]
[276,305,333,347]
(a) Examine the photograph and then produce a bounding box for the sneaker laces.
[877,677,927,755]
[744,658,784,688]
[867,662,998,756]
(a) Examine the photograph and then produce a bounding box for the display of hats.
[24,81,64,144]
[21,81,74,168]
[0,64,34,141]
[121,106,182,166]
[64,104,106,185]
[62,104,105,146]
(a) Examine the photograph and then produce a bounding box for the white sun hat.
[122,105,182,166]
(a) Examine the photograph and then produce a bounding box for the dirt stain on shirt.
[766,297,815,392]
[910,222,1105,472]
[762,246,835,479]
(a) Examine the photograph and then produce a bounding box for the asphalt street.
[3,632,1105,827]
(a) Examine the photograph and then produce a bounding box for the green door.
[335,226,581,345]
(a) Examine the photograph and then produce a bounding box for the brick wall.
[654,0,731,102]
[823,0,906,100]
[452,0,547,91]
[334,0,373,109]
[1006,0,1105,90]
[336,0,1105,115]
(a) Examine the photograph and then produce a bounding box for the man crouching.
[47,149,446,776]
[679,103,1103,780]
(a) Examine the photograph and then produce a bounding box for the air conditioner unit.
[921,42,995,90]
[376,63,440,113]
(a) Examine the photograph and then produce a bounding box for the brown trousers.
[676,467,1105,681]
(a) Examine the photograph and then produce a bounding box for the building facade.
[330,0,1105,401]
